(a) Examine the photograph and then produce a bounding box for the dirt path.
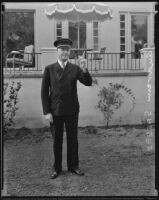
[3,126,156,196]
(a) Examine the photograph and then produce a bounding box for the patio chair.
[89,47,106,70]
[6,45,34,70]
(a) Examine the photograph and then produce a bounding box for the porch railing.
[85,52,143,72]
[4,51,144,74]
[69,52,143,72]
[4,52,42,73]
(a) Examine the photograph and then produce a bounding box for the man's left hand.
[79,59,87,73]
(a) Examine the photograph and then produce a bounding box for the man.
[41,38,92,179]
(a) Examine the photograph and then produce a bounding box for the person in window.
[135,39,143,58]
[131,28,138,53]
[41,38,92,179]
[131,28,143,59]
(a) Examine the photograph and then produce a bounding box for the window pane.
[79,21,86,48]
[57,36,62,40]
[69,21,86,48]
[94,45,98,51]
[93,22,99,50]
[4,12,34,52]
[93,37,98,44]
[131,15,147,53]
[120,15,125,21]
[120,22,125,29]
[57,29,62,36]
[69,22,78,48]
[3,12,34,65]
[93,21,98,29]
[120,45,125,51]
[120,30,125,36]
[93,29,98,36]
[120,37,125,44]
[56,22,62,28]
[120,52,125,58]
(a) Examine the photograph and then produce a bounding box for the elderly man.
[41,38,92,179]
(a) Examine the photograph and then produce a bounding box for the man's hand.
[79,58,87,73]
[44,113,53,123]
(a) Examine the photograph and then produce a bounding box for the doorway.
[69,21,86,49]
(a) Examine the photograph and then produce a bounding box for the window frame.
[119,13,127,58]
[4,9,36,69]
[93,21,99,50]
[128,12,150,52]
[56,21,62,40]
[119,12,150,54]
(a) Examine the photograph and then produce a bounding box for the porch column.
[140,47,155,72]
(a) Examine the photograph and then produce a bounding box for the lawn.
[3,125,156,196]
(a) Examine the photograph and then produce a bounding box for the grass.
[3,125,156,196]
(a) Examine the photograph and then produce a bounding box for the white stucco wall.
[4,71,154,129]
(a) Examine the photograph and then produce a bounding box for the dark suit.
[41,61,92,172]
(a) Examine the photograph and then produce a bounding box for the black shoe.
[69,168,84,176]
[50,171,60,179]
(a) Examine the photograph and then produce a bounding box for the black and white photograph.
[1,1,157,197]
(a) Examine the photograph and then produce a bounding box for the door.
[131,14,148,58]
[69,21,86,49]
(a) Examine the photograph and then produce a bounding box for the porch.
[4,49,147,75]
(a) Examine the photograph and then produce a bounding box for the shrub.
[3,81,22,133]
[97,83,135,128]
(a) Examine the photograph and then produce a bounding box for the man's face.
[57,46,70,62]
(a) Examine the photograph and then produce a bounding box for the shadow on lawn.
[3,124,155,141]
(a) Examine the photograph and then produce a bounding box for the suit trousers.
[50,114,79,172]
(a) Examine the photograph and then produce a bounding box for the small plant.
[3,81,22,133]
[96,83,135,128]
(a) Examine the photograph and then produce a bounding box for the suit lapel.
[54,61,72,80]
[54,62,64,80]
[60,62,72,80]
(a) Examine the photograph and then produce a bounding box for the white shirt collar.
[58,59,68,69]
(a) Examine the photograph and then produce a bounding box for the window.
[93,21,99,50]
[120,14,126,58]
[3,11,34,60]
[69,21,86,48]
[3,11,35,68]
[131,15,148,57]
[56,21,62,40]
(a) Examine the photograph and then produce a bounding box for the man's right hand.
[44,113,53,123]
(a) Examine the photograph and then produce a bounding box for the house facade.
[4,2,155,67]
[3,2,156,128]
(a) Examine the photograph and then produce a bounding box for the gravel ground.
[2,126,157,196]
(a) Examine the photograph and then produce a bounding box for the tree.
[97,83,136,128]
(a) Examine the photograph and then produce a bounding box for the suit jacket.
[41,61,92,116]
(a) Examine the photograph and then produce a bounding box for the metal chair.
[6,45,34,70]
[93,47,106,60]
[89,47,106,71]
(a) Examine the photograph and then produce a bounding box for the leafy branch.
[3,81,22,133]
[96,83,136,128]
